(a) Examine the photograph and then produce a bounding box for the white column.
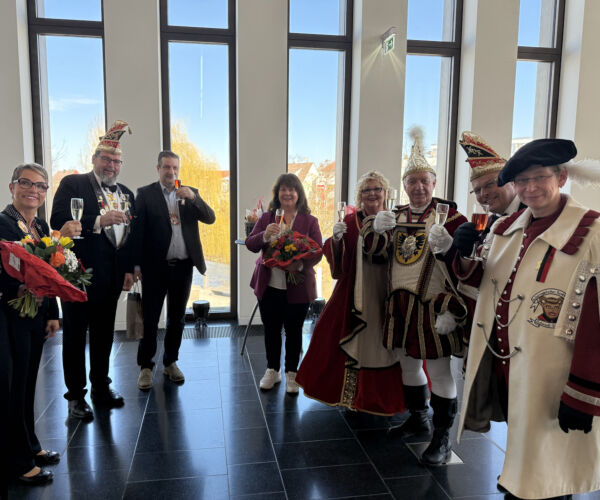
[236,0,288,324]
[556,0,600,210]
[0,0,34,207]
[348,0,408,198]
[103,0,163,329]
[454,0,519,214]
[103,0,163,189]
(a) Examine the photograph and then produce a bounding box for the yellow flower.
[284,244,297,253]
[59,236,72,247]
[41,237,52,246]
[20,236,34,245]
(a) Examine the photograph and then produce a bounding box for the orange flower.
[51,230,61,239]
[49,252,65,268]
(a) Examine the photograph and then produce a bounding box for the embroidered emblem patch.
[527,288,565,328]
[395,230,426,265]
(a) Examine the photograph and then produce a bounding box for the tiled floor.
[9,323,600,500]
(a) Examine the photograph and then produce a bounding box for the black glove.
[453,222,480,257]
[558,401,593,434]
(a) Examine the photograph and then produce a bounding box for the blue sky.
[42,0,545,173]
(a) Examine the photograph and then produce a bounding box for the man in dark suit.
[133,150,215,390]
[50,120,135,420]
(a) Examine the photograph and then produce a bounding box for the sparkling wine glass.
[386,188,398,211]
[275,208,284,226]
[337,201,347,222]
[121,194,130,226]
[435,203,449,226]
[70,198,84,239]
[466,203,489,261]
[174,178,185,205]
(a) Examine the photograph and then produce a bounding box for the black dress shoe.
[18,468,53,484]
[68,399,94,420]
[34,450,60,466]
[91,387,124,408]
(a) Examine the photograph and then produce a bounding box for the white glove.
[373,210,396,234]
[333,221,347,241]
[435,310,457,335]
[428,224,453,255]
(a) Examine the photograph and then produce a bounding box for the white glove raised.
[435,310,457,335]
[373,210,396,234]
[428,224,453,255]
[333,221,347,241]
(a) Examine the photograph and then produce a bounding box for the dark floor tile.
[229,493,287,500]
[129,448,227,481]
[275,438,369,469]
[34,415,80,442]
[68,417,139,448]
[38,468,128,500]
[266,410,353,443]
[452,495,504,499]
[221,399,266,430]
[218,370,255,387]
[427,438,505,497]
[146,379,222,412]
[228,462,283,497]
[342,409,394,430]
[356,429,429,478]
[221,382,260,403]
[123,475,229,500]
[281,463,387,500]
[385,475,450,500]
[482,421,507,452]
[225,427,276,464]
[52,442,136,474]
[136,408,224,452]
[261,390,339,414]
[6,482,46,500]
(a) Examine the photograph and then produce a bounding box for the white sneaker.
[259,368,281,390]
[285,372,299,394]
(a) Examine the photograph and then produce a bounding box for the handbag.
[126,281,144,340]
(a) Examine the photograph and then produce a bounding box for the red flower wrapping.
[263,230,322,269]
[0,241,87,302]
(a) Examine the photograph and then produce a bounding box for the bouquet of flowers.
[0,231,91,318]
[263,229,322,284]
[244,198,266,237]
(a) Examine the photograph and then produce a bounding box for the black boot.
[420,393,457,465]
[388,385,432,438]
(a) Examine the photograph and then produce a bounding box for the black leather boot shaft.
[388,384,432,438]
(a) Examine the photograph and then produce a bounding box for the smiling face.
[514,165,566,218]
[9,168,47,213]
[278,184,299,211]
[360,179,385,216]
[471,171,516,215]
[92,151,122,185]
[403,171,436,207]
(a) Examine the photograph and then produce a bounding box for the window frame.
[287,0,354,201]
[27,0,106,219]
[405,0,463,200]
[516,0,565,138]
[159,0,237,320]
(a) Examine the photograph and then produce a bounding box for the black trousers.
[257,287,309,373]
[3,302,46,476]
[62,286,122,400]
[137,259,193,369]
[0,307,11,494]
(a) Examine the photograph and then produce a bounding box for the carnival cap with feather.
[402,126,436,180]
[95,120,132,155]
[459,131,506,182]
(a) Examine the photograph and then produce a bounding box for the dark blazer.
[50,172,136,302]
[246,211,323,303]
[132,182,216,274]
[0,209,59,320]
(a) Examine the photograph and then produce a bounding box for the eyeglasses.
[13,178,49,192]
[470,178,499,196]
[99,156,123,166]
[361,187,383,194]
[513,174,555,188]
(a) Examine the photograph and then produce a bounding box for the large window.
[288,0,352,300]
[28,1,106,212]
[402,0,462,203]
[512,0,564,151]
[161,0,236,317]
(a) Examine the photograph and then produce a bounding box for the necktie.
[102,183,118,193]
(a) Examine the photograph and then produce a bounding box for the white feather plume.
[563,159,600,187]
[409,125,425,153]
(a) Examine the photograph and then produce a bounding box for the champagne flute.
[337,201,347,222]
[386,188,398,211]
[174,177,185,205]
[466,203,489,261]
[70,198,84,239]
[275,208,284,226]
[435,203,449,226]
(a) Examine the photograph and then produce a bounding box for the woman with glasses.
[0,163,80,485]
[246,173,322,394]
[296,171,406,415]
[454,139,600,499]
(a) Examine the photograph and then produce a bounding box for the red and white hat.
[459,131,506,182]
[96,120,131,155]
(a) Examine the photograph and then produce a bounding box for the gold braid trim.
[446,212,462,224]
[341,368,359,407]
[417,302,426,358]
[429,302,444,358]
